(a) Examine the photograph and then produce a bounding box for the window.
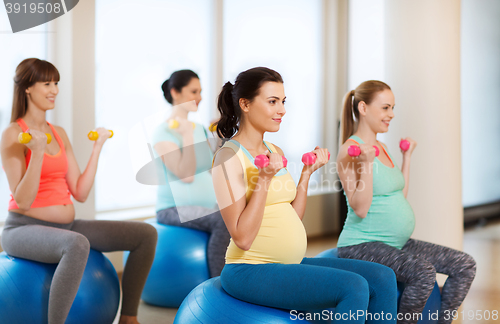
[223,0,324,186]
[0,15,47,222]
[95,0,213,211]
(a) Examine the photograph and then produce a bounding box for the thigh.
[1,224,86,264]
[70,219,156,252]
[221,262,369,311]
[338,242,431,283]
[301,257,396,286]
[402,239,475,275]
[157,207,223,233]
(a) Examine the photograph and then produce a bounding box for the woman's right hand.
[356,144,377,163]
[23,129,47,153]
[258,151,284,181]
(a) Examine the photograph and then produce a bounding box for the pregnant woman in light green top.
[336,80,476,324]
[153,70,230,277]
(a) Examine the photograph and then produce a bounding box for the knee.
[369,263,397,289]
[457,252,476,279]
[140,223,158,247]
[348,274,370,300]
[66,234,90,256]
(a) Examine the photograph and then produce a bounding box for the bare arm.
[154,120,197,183]
[63,127,111,202]
[337,142,377,218]
[399,137,417,198]
[212,148,282,251]
[279,146,329,220]
[1,125,46,211]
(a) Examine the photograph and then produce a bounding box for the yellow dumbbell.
[168,120,195,129]
[18,132,52,144]
[88,130,114,141]
[209,123,217,132]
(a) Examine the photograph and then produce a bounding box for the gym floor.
[116,219,500,324]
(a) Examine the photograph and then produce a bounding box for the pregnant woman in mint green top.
[153,70,229,277]
[336,80,476,324]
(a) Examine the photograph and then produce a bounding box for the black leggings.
[338,239,476,324]
[1,212,157,324]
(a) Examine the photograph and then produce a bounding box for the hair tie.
[351,90,355,96]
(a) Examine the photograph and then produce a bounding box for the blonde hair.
[340,80,391,144]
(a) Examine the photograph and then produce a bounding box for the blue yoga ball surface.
[0,249,120,324]
[316,248,441,324]
[124,218,210,307]
[174,277,310,323]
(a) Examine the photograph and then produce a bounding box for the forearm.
[74,144,102,201]
[349,163,374,217]
[291,168,312,220]
[13,152,44,209]
[401,154,411,198]
[177,134,197,178]
[234,177,271,249]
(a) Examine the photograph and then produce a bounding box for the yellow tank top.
[215,140,307,264]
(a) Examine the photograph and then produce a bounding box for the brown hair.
[11,58,60,122]
[340,80,391,144]
[215,67,283,140]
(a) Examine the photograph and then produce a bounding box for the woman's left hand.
[94,127,112,146]
[303,146,329,174]
[402,137,417,157]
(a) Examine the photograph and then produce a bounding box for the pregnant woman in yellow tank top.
[211,67,398,323]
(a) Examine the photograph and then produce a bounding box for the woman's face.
[171,77,202,110]
[362,89,395,133]
[25,81,59,111]
[244,81,286,133]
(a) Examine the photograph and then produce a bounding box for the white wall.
[461,0,500,208]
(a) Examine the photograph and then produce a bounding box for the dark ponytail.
[215,67,283,140]
[161,69,199,104]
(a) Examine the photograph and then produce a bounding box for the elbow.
[352,207,368,219]
[73,194,87,203]
[180,175,195,183]
[233,236,252,251]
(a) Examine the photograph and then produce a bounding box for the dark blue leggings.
[221,257,398,323]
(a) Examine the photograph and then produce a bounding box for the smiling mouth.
[272,118,282,123]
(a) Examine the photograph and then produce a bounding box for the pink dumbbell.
[348,145,379,157]
[255,155,288,168]
[302,152,331,165]
[400,139,410,151]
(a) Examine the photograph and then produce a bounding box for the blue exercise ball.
[0,249,120,324]
[174,277,310,323]
[316,248,441,324]
[124,218,210,307]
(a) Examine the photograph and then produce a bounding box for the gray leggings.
[157,206,230,277]
[1,212,157,324]
[338,239,476,324]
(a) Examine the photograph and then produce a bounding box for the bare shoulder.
[378,140,388,150]
[269,143,285,156]
[1,123,23,144]
[337,140,357,165]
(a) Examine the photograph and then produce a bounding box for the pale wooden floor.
[130,220,500,324]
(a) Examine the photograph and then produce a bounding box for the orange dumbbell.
[18,132,52,144]
[88,130,114,141]
[168,120,195,129]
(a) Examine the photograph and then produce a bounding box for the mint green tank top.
[337,135,415,249]
[151,122,217,212]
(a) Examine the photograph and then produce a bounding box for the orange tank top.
[8,119,73,210]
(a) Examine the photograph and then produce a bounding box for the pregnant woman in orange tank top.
[0,58,157,324]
